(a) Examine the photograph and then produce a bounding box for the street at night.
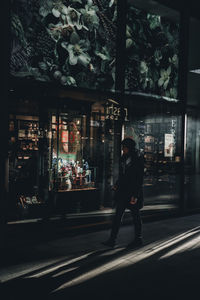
[1,213,200,299]
[1,1,200,299]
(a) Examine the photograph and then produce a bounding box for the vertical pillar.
[178,11,190,214]
[115,0,127,93]
[99,0,127,208]
[38,99,50,212]
[0,0,10,244]
[115,0,127,182]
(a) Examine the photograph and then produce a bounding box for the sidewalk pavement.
[1,213,200,299]
[3,204,179,248]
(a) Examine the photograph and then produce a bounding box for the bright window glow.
[190,69,200,74]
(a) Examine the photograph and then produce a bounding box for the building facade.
[1,0,200,222]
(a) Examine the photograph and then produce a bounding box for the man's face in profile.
[122,145,129,156]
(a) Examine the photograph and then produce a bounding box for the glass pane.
[10,0,117,91]
[90,99,121,209]
[8,112,44,219]
[125,2,180,101]
[123,98,181,209]
[185,110,200,209]
[51,111,96,191]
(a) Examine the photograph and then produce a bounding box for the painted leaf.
[52,8,61,18]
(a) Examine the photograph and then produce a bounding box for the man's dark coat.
[114,151,144,209]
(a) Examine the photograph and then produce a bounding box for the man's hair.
[121,138,136,150]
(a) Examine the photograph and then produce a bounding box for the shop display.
[51,113,97,192]
[9,117,39,159]
[8,115,44,215]
[16,119,39,154]
[56,158,95,191]
[8,100,122,217]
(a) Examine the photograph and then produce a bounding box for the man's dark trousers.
[110,200,142,242]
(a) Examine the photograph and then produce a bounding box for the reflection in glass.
[51,112,96,191]
[123,104,181,208]
[185,111,200,209]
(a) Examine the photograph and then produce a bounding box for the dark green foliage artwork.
[10,0,117,90]
[125,5,179,99]
[10,1,179,98]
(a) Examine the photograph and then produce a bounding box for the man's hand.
[130,196,138,205]
[111,185,118,191]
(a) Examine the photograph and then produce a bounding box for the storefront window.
[49,99,121,210]
[50,111,97,191]
[8,95,122,218]
[185,110,200,209]
[8,113,45,219]
[125,2,180,100]
[123,98,182,209]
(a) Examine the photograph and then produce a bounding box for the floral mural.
[10,0,117,90]
[125,5,179,99]
[10,1,179,99]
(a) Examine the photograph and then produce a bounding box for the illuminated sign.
[105,99,128,121]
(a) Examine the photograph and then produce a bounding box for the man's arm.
[129,157,144,204]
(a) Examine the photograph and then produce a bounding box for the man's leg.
[103,201,125,247]
[110,202,125,241]
[127,205,143,247]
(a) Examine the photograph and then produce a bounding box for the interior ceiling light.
[190,69,200,74]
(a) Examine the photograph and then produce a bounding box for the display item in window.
[57,158,95,191]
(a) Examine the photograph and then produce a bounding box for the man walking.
[103,138,144,248]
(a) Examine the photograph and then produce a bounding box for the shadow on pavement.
[1,228,200,300]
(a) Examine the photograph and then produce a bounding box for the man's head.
[121,138,136,155]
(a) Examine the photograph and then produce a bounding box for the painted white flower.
[169,54,178,68]
[51,3,87,31]
[47,22,64,41]
[67,43,91,67]
[62,32,91,67]
[80,2,99,30]
[140,61,148,75]
[95,45,112,72]
[60,75,77,86]
[61,5,86,30]
[158,66,171,90]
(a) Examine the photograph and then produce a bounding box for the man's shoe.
[102,239,116,248]
[127,237,143,249]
